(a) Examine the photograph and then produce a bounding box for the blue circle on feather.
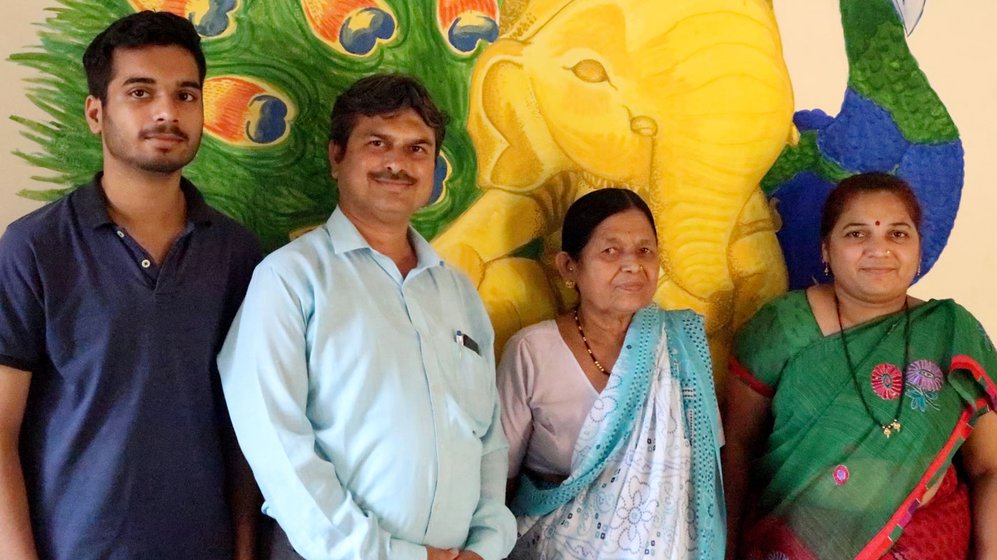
[429,154,450,205]
[245,95,289,145]
[448,14,499,53]
[340,8,395,56]
[190,0,238,37]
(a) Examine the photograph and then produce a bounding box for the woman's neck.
[833,287,908,329]
[576,305,631,346]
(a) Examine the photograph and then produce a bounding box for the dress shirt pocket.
[446,334,495,437]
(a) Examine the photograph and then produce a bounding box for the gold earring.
[565,280,575,289]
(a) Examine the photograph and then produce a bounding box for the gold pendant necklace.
[835,295,911,438]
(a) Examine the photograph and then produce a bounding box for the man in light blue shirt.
[218,74,515,560]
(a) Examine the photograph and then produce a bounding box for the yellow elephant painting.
[433,0,796,391]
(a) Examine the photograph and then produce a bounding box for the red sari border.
[951,354,997,409]
[730,358,775,398]
[855,408,974,559]
[855,354,994,559]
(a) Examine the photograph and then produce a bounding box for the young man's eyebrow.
[121,76,155,86]
[118,77,202,90]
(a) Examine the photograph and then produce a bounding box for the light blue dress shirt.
[218,208,515,560]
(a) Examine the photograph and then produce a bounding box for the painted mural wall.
[3,0,994,391]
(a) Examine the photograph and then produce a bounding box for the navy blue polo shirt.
[0,175,261,560]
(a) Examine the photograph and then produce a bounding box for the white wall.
[2,2,994,332]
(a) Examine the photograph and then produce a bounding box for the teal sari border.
[511,305,660,517]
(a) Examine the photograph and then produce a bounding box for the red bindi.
[875,220,880,226]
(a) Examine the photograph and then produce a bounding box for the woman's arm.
[961,409,997,559]
[722,377,772,560]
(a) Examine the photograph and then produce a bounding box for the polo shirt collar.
[325,207,445,271]
[78,172,214,230]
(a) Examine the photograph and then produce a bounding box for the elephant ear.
[468,39,569,192]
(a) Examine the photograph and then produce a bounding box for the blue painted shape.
[246,95,289,144]
[340,8,395,56]
[430,154,449,204]
[793,108,833,132]
[190,0,238,37]
[818,88,909,171]
[896,140,965,276]
[770,140,963,288]
[770,171,837,289]
[448,14,499,53]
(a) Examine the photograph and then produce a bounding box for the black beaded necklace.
[835,294,910,438]
[573,308,610,376]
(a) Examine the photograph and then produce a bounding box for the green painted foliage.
[10,0,495,250]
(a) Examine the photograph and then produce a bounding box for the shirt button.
[140,259,151,269]
[116,230,125,238]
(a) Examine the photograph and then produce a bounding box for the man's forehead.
[350,110,433,139]
[108,45,200,83]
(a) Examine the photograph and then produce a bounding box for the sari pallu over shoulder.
[732,295,997,559]
[511,305,725,559]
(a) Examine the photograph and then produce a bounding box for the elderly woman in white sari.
[496,188,725,559]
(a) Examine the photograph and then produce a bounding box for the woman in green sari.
[724,173,997,559]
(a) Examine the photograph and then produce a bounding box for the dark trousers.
[258,516,306,560]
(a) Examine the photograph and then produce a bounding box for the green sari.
[733,291,997,559]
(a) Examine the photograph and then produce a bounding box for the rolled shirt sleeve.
[0,223,45,371]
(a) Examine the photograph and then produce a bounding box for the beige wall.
[1,2,49,223]
[2,2,995,332]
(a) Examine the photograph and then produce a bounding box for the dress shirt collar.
[78,172,215,230]
[325,207,446,273]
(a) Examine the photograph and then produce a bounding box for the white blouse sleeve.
[496,330,537,479]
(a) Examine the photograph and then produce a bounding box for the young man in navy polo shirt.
[0,12,261,560]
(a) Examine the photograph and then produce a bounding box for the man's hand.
[455,551,484,560]
[425,546,459,560]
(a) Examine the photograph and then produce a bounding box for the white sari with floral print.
[509,328,696,559]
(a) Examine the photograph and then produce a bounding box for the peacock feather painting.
[10,0,501,250]
[9,0,963,388]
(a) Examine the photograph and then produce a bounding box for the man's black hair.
[330,73,449,157]
[83,11,206,102]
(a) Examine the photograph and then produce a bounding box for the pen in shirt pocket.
[454,329,481,357]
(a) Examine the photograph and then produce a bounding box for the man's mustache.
[369,170,416,184]
[141,125,189,141]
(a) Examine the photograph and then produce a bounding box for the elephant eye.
[569,59,610,84]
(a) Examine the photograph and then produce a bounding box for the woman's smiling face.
[565,208,659,317]
[822,190,921,305]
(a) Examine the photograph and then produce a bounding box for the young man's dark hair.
[329,73,449,157]
[83,10,207,102]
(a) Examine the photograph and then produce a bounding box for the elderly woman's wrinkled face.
[565,209,659,317]
[822,191,920,305]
